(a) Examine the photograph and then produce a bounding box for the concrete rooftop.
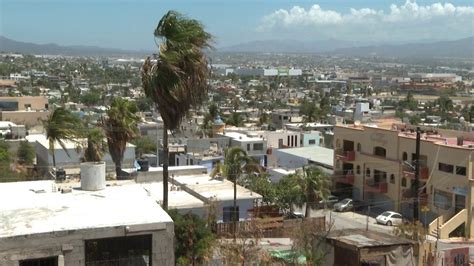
[0,181,171,239]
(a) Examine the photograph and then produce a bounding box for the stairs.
[429,209,467,239]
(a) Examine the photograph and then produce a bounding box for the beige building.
[334,123,474,239]
[0,96,49,111]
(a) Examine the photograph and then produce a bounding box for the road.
[308,208,395,234]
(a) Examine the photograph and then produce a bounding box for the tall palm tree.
[210,147,261,240]
[141,10,212,210]
[101,98,139,178]
[42,107,81,169]
[292,167,331,218]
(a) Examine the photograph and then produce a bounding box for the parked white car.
[376,211,404,226]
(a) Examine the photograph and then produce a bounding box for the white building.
[0,180,174,265]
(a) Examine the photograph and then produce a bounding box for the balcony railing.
[364,180,388,193]
[403,166,429,180]
[336,149,355,162]
[336,173,355,185]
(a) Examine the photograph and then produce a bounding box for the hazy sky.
[1,0,473,50]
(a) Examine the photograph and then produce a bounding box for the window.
[456,166,466,176]
[357,143,361,152]
[309,139,316,145]
[356,165,361,174]
[366,168,371,177]
[20,257,58,266]
[390,174,395,184]
[287,136,290,146]
[223,206,239,222]
[434,189,452,210]
[247,144,250,151]
[401,177,407,187]
[402,152,408,161]
[85,235,152,265]
[438,163,454,173]
[253,143,263,151]
[373,146,386,157]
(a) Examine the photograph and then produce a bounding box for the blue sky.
[1,0,473,50]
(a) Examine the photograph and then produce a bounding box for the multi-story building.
[333,123,474,239]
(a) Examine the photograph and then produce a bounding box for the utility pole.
[413,127,421,221]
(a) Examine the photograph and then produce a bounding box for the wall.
[0,222,174,266]
[0,111,50,127]
[272,149,308,169]
[35,141,136,174]
[301,131,321,147]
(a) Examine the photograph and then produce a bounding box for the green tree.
[210,147,261,240]
[17,141,35,165]
[131,136,156,158]
[299,100,321,123]
[42,107,81,168]
[102,98,140,178]
[282,167,331,218]
[225,112,244,127]
[82,127,107,162]
[167,209,215,266]
[80,90,102,106]
[142,11,212,210]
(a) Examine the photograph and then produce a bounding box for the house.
[172,174,262,222]
[270,146,334,175]
[322,229,416,266]
[219,131,267,166]
[0,180,174,265]
[34,136,136,175]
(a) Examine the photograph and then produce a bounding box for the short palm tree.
[210,146,261,239]
[141,10,212,210]
[293,166,331,218]
[82,127,107,162]
[101,98,139,178]
[42,107,81,168]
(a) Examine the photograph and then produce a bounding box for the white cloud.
[257,1,474,41]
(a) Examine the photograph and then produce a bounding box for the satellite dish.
[354,120,361,126]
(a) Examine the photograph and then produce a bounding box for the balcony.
[365,180,388,193]
[336,173,355,185]
[336,149,355,162]
[403,166,429,180]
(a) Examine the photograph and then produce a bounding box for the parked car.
[318,195,339,208]
[333,198,353,212]
[376,211,404,226]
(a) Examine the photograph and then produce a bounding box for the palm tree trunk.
[52,150,56,169]
[162,126,169,210]
[305,190,311,218]
[233,178,237,241]
[115,162,122,179]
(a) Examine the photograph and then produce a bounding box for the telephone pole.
[413,127,421,221]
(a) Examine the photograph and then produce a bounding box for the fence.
[214,216,325,238]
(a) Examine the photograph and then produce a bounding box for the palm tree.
[42,107,81,169]
[292,167,331,218]
[101,98,139,178]
[210,147,260,240]
[82,127,107,162]
[141,10,212,210]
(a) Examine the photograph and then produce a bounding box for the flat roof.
[141,182,205,209]
[276,146,334,168]
[327,229,415,248]
[221,132,263,142]
[0,181,171,239]
[173,174,262,201]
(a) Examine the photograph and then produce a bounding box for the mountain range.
[220,37,474,58]
[0,36,149,57]
[1,36,473,58]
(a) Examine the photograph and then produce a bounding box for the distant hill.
[219,37,474,58]
[0,36,150,56]
[328,37,474,58]
[219,39,363,53]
